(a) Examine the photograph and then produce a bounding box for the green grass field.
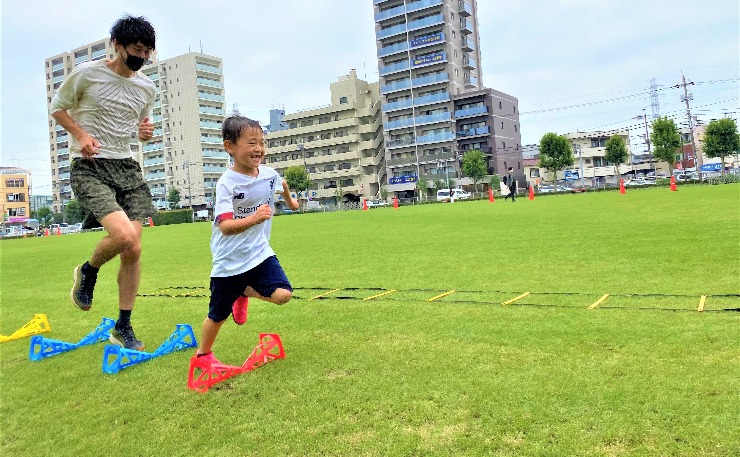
[1,184,739,456]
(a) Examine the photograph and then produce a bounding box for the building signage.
[700,163,722,172]
[564,170,579,181]
[413,51,445,67]
[389,176,418,185]
[410,32,443,49]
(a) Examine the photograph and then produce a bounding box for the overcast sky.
[1,0,738,195]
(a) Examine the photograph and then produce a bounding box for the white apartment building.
[264,70,384,204]
[140,53,228,211]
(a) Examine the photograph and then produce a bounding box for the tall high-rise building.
[44,38,118,213]
[140,53,227,211]
[264,70,384,204]
[373,0,523,197]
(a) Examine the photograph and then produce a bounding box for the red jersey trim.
[215,212,234,223]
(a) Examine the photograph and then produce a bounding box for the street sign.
[564,170,579,181]
[700,163,722,172]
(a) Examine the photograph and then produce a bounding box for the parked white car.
[366,199,389,208]
[437,189,471,202]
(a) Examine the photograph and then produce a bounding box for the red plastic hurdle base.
[187,333,285,393]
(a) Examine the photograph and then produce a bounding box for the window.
[341,179,354,187]
[499,101,502,109]
[502,142,506,150]
[501,121,504,129]
[324,165,335,172]
[530,168,540,178]
[339,97,348,104]
[339,163,352,170]
[514,124,518,132]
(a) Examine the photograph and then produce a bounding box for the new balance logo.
[234,193,245,200]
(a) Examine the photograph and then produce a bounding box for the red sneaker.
[232,295,249,325]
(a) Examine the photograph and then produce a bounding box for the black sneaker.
[109,323,145,351]
[71,263,97,311]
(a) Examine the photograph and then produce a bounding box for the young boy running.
[50,15,157,350]
[195,116,299,362]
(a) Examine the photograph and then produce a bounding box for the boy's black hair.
[222,116,263,144]
[110,15,156,49]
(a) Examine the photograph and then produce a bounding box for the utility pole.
[183,161,192,220]
[673,73,701,176]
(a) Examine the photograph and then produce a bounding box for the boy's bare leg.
[95,211,143,311]
[243,286,292,305]
[198,318,225,354]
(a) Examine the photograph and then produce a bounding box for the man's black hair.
[110,15,156,49]
[222,116,263,144]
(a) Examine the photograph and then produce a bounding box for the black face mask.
[123,52,146,71]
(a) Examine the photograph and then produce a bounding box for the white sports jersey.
[50,60,155,160]
[210,167,283,277]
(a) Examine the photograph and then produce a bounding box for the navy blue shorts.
[208,256,292,322]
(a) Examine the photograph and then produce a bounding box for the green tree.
[489,174,501,194]
[35,207,54,226]
[64,199,83,224]
[416,177,428,202]
[651,117,681,173]
[167,187,181,210]
[702,118,740,176]
[285,166,311,209]
[539,133,574,184]
[604,135,628,182]
[434,179,446,194]
[462,149,487,195]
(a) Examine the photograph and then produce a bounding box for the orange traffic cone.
[44,228,50,236]
[619,179,626,194]
[362,199,368,211]
[488,188,494,203]
[393,196,399,209]
[148,216,154,226]
[670,176,677,192]
[528,185,535,200]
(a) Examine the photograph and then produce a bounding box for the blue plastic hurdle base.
[29,318,115,361]
[102,324,197,374]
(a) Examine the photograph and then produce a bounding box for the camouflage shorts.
[70,158,155,228]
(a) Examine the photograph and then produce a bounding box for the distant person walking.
[50,15,157,350]
[503,167,517,202]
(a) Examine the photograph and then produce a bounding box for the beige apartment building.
[140,53,228,211]
[44,38,119,213]
[1,167,31,222]
[264,70,384,204]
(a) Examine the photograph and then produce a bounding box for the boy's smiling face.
[225,127,265,176]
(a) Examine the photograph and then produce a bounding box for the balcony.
[381,78,411,94]
[201,135,222,144]
[59,172,71,180]
[384,117,415,131]
[387,156,417,167]
[412,51,446,68]
[143,142,165,152]
[145,172,166,181]
[52,62,64,71]
[53,75,64,84]
[387,137,416,149]
[150,187,166,197]
[203,165,227,173]
[383,98,413,112]
[407,0,444,14]
[56,134,69,144]
[196,63,222,74]
[58,160,70,169]
[57,148,70,155]
[463,56,477,69]
[74,54,89,65]
[375,3,405,21]
[458,1,473,16]
[376,23,407,40]
[410,32,445,50]
[144,157,165,166]
[407,14,443,32]
[461,19,473,34]
[379,59,410,76]
[378,41,409,57]
[414,111,451,126]
[197,92,225,102]
[199,106,225,116]
[147,73,159,82]
[464,76,478,88]
[153,128,164,137]
[197,77,223,89]
[200,120,222,130]
[416,132,455,144]
[412,72,448,87]
[91,49,107,60]
[202,150,229,159]
[413,92,450,107]
[456,126,490,137]
[461,38,476,52]
[152,114,164,123]
[455,105,488,118]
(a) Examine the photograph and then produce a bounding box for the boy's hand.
[282,181,300,210]
[77,132,101,158]
[138,117,154,141]
[251,204,273,225]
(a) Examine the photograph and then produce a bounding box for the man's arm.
[51,110,101,158]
